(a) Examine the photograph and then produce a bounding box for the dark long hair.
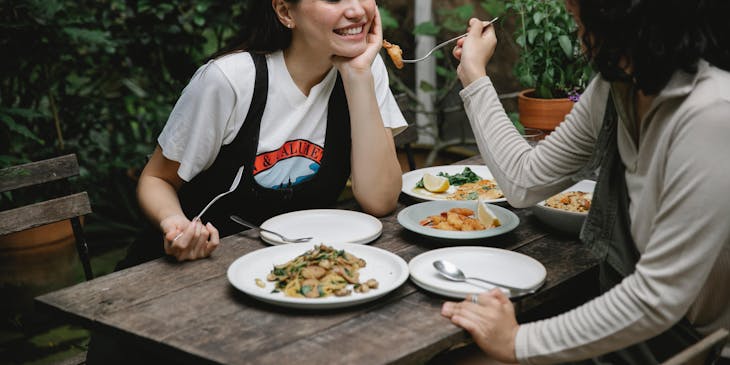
[577,0,730,95]
[210,0,299,59]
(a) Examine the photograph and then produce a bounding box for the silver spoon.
[173,165,244,242]
[230,215,313,243]
[401,17,499,64]
[432,259,537,297]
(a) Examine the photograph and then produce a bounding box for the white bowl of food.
[532,180,595,235]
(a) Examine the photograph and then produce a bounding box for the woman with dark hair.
[129,0,406,263]
[439,0,730,363]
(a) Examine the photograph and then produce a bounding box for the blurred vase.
[0,220,80,313]
[518,89,575,133]
[522,127,545,147]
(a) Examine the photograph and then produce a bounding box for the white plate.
[532,180,595,235]
[397,201,519,241]
[401,165,507,203]
[227,243,409,309]
[408,246,546,299]
[259,209,382,245]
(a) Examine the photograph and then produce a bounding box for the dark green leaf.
[558,35,572,57]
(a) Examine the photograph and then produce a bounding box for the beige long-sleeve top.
[459,60,730,364]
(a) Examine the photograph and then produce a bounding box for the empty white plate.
[408,246,546,299]
[259,209,383,245]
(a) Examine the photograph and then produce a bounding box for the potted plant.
[507,0,593,132]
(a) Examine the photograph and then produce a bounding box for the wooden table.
[37,156,600,365]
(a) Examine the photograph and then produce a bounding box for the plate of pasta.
[401,165,506,203]
[227,243,409,309]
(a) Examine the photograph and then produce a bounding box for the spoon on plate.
[432,259,537,297]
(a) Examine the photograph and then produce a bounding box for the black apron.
[117,53,352,269]
[570,89,721,364]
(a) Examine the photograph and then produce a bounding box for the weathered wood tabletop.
[36,156,600,365]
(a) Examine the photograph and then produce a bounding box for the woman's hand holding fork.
[161,214,220,261]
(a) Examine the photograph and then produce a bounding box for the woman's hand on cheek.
[441,289,519,364]
[332,8,382,78]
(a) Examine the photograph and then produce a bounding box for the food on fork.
[382,40,404,69]
[263,244,378,298]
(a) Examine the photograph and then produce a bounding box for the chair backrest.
[660,328,729,365]
[0,154,93,280]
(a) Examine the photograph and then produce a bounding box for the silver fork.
[401,17,499,64]
[173,165,244,242]
[230,215,313,243]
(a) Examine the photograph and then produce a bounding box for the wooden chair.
[660,328,729,365]
[0,154,93,280]
[394,93,419,171]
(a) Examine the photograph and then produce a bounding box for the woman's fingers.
[204,223,220,256]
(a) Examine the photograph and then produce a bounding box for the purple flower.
[567,88,581,102]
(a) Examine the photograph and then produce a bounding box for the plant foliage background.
[1,0,250,246]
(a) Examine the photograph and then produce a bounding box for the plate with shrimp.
[227,243,409,309]
[397,200,519,241]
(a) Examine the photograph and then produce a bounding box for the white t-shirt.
[158,51,407,188]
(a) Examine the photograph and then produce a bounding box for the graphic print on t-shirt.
[253,139,324,189]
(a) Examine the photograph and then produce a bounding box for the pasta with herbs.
[265,244,379,298]
[447,179,504,201]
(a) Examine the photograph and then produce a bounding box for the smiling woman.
[127,0,408,266]
[88,0,409,362]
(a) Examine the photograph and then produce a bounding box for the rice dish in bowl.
[532,180,595,235]
[544,191,592,213]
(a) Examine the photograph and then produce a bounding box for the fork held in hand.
[401,17,499,64]
[172,165,245,242]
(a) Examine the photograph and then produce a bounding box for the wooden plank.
[661,328,729,365]
[0,154,79,192]
[246,291,467,365]
[0,193,92,235]
[35,232,262,322]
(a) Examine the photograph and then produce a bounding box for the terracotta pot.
[0,220,80,313]
[517,89,575,133]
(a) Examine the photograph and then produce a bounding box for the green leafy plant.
[0,0,248,246]
[506,0,593,99]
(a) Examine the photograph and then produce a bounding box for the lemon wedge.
[477,199,501,229]
[423,173,450,193]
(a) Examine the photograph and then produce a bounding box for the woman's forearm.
[137,146,187,228]
[341,70,402,216]
[137,174,185,228]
